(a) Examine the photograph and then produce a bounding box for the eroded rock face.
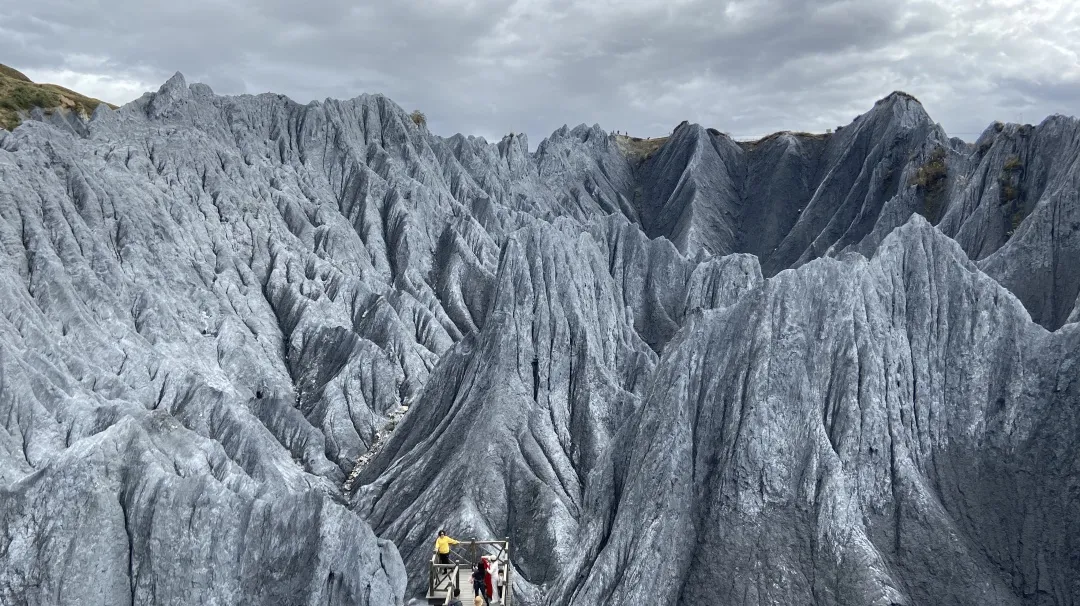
[553,218,1080,606]
[0,415,406,605]
[0,75,1076,605]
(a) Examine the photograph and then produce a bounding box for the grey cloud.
[997,77,1080,109]
[1,0,1077,143]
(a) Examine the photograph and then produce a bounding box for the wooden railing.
[427,558,460,604]
[426,538,512,605]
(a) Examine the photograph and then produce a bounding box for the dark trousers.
[473,581,490,604]
[437,553,450,565]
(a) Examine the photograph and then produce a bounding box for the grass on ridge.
[0,63,117,131]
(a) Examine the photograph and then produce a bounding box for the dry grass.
[997,153,1025,234]
[908,146,948,223]
[614,134,669,162]
[998,155,1023,205]
[909,147,948,188]
[409,109,426,128]
[0,64,32,82]
[877,91,922,105]
[1000,182,1020,203]
[0,63,116,130]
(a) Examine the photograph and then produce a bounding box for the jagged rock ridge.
[0,74,1076,605]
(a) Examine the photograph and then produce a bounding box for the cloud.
[2,0,1078,143]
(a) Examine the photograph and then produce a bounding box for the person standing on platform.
[434,530,459,565]
[472,561,489,606]
[484,557,496,602]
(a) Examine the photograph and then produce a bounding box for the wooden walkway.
[455,567,472,603]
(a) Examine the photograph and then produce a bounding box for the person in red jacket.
[483,557,495,601]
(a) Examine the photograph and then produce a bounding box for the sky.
[2,0,1079,144]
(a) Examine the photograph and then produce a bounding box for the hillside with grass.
[613,133,669,161]
[0,63,116,130]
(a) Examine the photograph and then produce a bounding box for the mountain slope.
[0,63,116,131]
[0,73,1076,605]
[555,217,1079,605]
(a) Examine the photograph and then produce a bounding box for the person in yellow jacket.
[434,530,459,565]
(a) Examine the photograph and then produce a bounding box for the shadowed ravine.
[0,74,1077,605]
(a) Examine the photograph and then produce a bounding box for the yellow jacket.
[435,535,459,554]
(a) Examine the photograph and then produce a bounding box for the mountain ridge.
[0,72,1076,605]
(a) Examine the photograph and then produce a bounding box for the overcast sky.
[3,0,1078,144]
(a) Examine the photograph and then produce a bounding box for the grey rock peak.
[146,71,193,117]
[0,74,1077,606]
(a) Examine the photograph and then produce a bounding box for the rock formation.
[0,73,1076,604]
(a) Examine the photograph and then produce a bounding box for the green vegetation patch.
[998,154,1026,236]
[909,146,948,223]
[1000,182,1020,203]
[0,63,116,131]
[999,155,1023,205]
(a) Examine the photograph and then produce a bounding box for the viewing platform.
[426,538,511,605]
